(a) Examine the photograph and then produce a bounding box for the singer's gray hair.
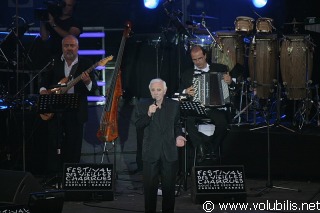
[149,78,167,90]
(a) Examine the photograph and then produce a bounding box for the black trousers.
[46,111,84,175]
[143,153,178,213]
[136,127,144,171]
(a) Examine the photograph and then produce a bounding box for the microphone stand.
[233,36,259,125]
[200,18,223,52]
[250,107,301,197]
[12,59,54,171]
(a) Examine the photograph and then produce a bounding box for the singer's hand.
[148,103,158,117]
[176,136,186,147]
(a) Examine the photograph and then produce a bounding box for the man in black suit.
[39,35,98,176]
[134,78,186,213]
[178,45,234,164]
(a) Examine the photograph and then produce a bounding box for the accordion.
[192,72,230,107]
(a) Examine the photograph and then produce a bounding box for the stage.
[1,100,320,212]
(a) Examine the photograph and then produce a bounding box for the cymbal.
[190,14,219,19]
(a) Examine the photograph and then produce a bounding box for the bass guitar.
[40,55,114,121]
[97,21,132,143]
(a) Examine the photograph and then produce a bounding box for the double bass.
[97,21,132,143]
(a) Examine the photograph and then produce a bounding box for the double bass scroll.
[97,21,132,143]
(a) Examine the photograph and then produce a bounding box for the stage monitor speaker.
[62,163,114,201]
[0,169,43,205]
[191,165,247,204]
[28,190,64,213]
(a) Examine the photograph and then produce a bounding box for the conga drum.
[211,31,245,71]
[234,16,255,33]
[256,17,274,33]
[280,35,314,100]
[248,34,278,99]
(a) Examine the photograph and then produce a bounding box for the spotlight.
[144,0,160,9]
[252,0,267,8]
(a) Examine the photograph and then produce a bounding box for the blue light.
[144,0,159,9]
[252,0,267,8]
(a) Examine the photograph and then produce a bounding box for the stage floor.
[1,100,320,212]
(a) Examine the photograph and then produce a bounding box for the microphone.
[151,99,157,120]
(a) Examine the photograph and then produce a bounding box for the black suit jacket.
[40,56,98,123]
[178,62,229,94]
[134,98,183,162]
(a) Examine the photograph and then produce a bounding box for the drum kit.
[184,14,319,129]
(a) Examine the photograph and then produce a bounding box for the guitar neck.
[60,62,97,94]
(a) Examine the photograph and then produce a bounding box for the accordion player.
[192,72,231,107]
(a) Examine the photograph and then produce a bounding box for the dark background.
[0,0,319,98]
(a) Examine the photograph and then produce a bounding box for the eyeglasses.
[192,56,204,62]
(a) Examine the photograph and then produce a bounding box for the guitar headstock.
[98,55,114,67]
[123,21,132,39]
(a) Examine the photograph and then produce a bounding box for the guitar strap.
[68,62,79,81]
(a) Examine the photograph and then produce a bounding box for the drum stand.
[309,84,320,127]
[232,80,258,125]
[292,45,317,130]
[292,82,319,130]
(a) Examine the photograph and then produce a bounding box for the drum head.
[236,16,255,21]
[235,16,255,33]
[256,17,274,33]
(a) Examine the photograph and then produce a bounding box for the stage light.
[144,0,159,9]
[252,0,267,8]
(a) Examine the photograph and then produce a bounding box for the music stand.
[37,94,80,114]
[180,101,207,118]
[37,93,80,188]
[177,101,207,193]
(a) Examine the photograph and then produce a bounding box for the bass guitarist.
[39,35,98,180]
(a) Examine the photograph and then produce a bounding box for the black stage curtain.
[122,32,190,99]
